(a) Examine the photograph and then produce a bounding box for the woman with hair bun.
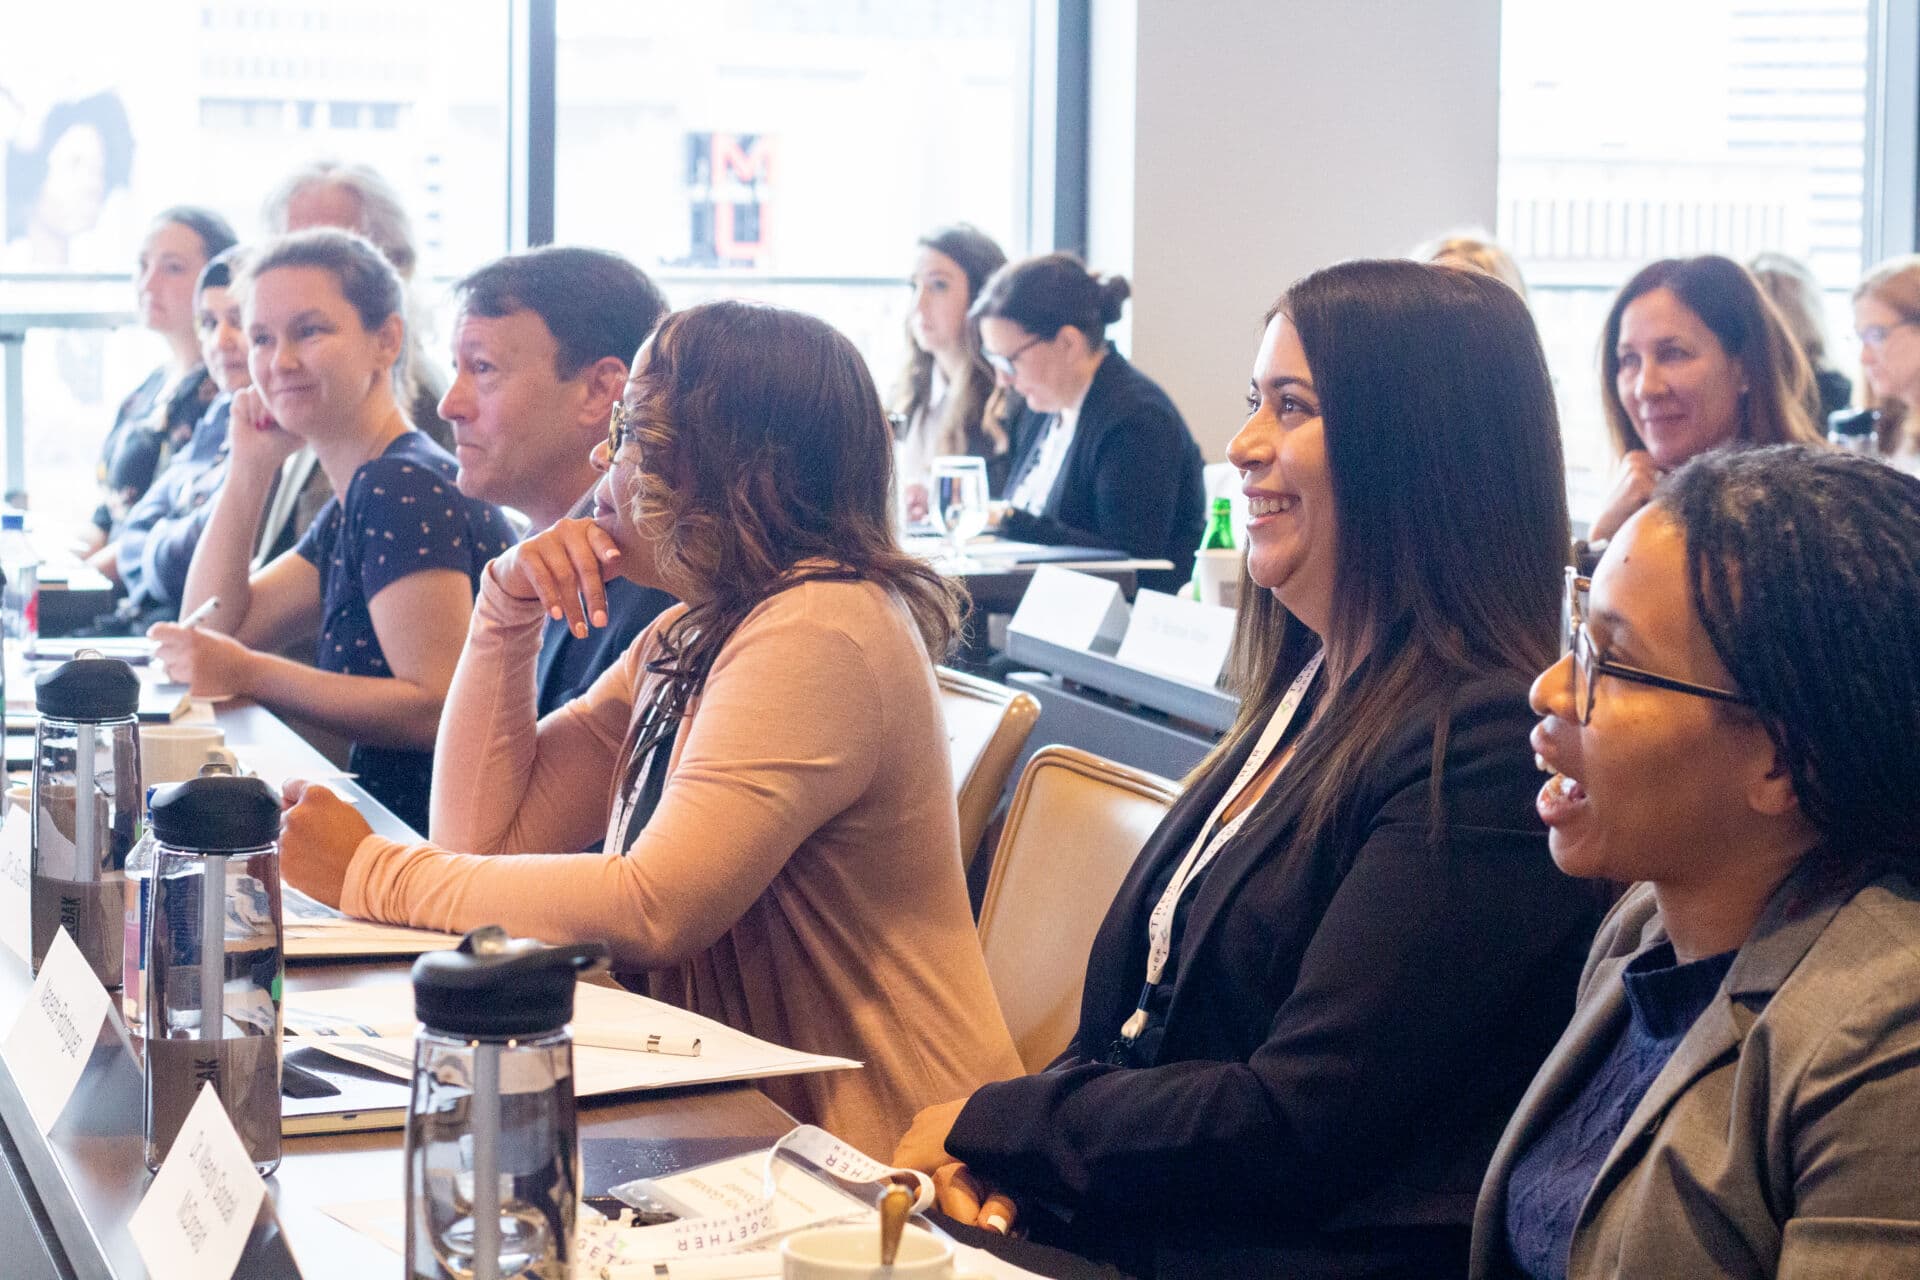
[974,252,1203,591]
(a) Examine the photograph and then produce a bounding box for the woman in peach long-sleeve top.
[281,300,1022,1157]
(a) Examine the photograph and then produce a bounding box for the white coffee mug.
[780,1224,988,1280]
[140,724,239,785]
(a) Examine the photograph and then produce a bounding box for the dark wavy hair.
[1202,260,1569,853]
[625,301,964,721]
[1656,446,1920,874]
[1600,255,1822,459]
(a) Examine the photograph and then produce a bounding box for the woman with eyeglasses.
[1581,255,1822,562]
[1850,255,1920,468]
[889,224,1012,522]
[277,301,1023,1159]
[894,261,1602,1277]
[149,229,517,833]
[1470,446,1920,1279]
[973,252,1204,592]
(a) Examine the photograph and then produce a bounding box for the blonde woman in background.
[1418,230,1529,299]
[1851,255,1920,466]
[1748,251,1851,420]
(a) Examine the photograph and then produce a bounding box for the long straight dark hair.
[1201,261,1569,850]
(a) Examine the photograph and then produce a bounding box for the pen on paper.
[179,597,221,629]
[576,1030,703,1057]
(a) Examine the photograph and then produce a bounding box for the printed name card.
[0,805,28,962]
[1114,589,1238,687]
[1008,566,1130,653]
[129,1083,269,1280]
[1,926,112,1132]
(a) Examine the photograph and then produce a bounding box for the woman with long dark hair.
[279,301,1022,1158]
[895,261,1602,1277]
[890,224,1011,518]
[1584,255,1821,551]
[1472,447,1920,1278]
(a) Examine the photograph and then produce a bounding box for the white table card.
[0,804,29,962]
[128,1082,269,1280]
[1,925,113,1132]
[1114,589,1238,687]
[1007,566,1130,653]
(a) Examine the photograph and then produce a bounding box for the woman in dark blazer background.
[973,252,1203,591]
[896,260,1603,1278]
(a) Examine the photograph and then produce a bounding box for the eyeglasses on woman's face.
[1857,319,1919,350]
[1562,571,1751,726]
[607,399,640,458]
[983,332,1045,378]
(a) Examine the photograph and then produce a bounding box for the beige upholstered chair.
[937,667,1040,868]
[976,746,1181,1072]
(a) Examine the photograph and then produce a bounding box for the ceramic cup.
[139,724,239,785]
[781,1224,987,1280]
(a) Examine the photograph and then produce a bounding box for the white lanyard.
[1119,649,1323,1044]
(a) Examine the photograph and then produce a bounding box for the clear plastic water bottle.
[406,926,608,1280]
[121,786,160,1046]
[0,511,40,647]
[143,770,284,1174]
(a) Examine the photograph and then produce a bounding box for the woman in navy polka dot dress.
[151,230,516,832]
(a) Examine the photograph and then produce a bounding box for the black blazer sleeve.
[945,679,1597,1234]
[999,354,1204,578]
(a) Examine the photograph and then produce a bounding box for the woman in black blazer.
[974,253,1203,591]
[897,261,1603,1278]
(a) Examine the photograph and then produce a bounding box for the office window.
[1498,0,1873,515]
[0,0,511,512]
[553,0,1033,376]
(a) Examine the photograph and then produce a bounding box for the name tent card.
[2,925,113,1132]
[0,804,28,962]
[1114,589,1238,687]
[128,1082,269,1280]
[1008,565,1130,653]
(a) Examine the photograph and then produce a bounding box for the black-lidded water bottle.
[406,926,608,1280]
[143,769,284,1174]
[30,653,141,985]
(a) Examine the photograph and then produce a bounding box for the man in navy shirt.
[439,247,675,718]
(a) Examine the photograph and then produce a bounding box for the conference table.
[907,535,1172,613]
[0,698,797,1280]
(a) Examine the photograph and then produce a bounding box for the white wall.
[1091,0,1503,462]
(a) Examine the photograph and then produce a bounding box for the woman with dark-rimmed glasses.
[1472,445,1920,1279]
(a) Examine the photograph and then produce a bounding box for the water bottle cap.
[1,511,22,531]
[412,926,610,1038]
[151,772,282,851]
[34,654,141,720]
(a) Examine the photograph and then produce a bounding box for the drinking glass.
[929,456,989,566]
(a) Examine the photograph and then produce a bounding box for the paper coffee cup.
[781,1224,986,1280]
[1194,547,1243,610]
[140,724,232,785]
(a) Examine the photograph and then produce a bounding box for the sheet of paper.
[1113,588,1237,686]
[317,1199,408,1256]
[283,980,859,1097]
[128,1083,269,1280]
[0,804,29,964]
[1,926,113,1132]
[277,885,461,959]
[224,741,355,792]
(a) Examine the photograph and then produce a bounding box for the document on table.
[225,741,355,793]
[281,980,859,1132]
[279,884,462,959]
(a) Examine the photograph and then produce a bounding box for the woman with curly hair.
[280,300,1022,1158]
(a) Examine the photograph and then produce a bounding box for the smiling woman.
[894,260,1602,1277]
[1584,255,1824,548]
[150,229,516,832]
